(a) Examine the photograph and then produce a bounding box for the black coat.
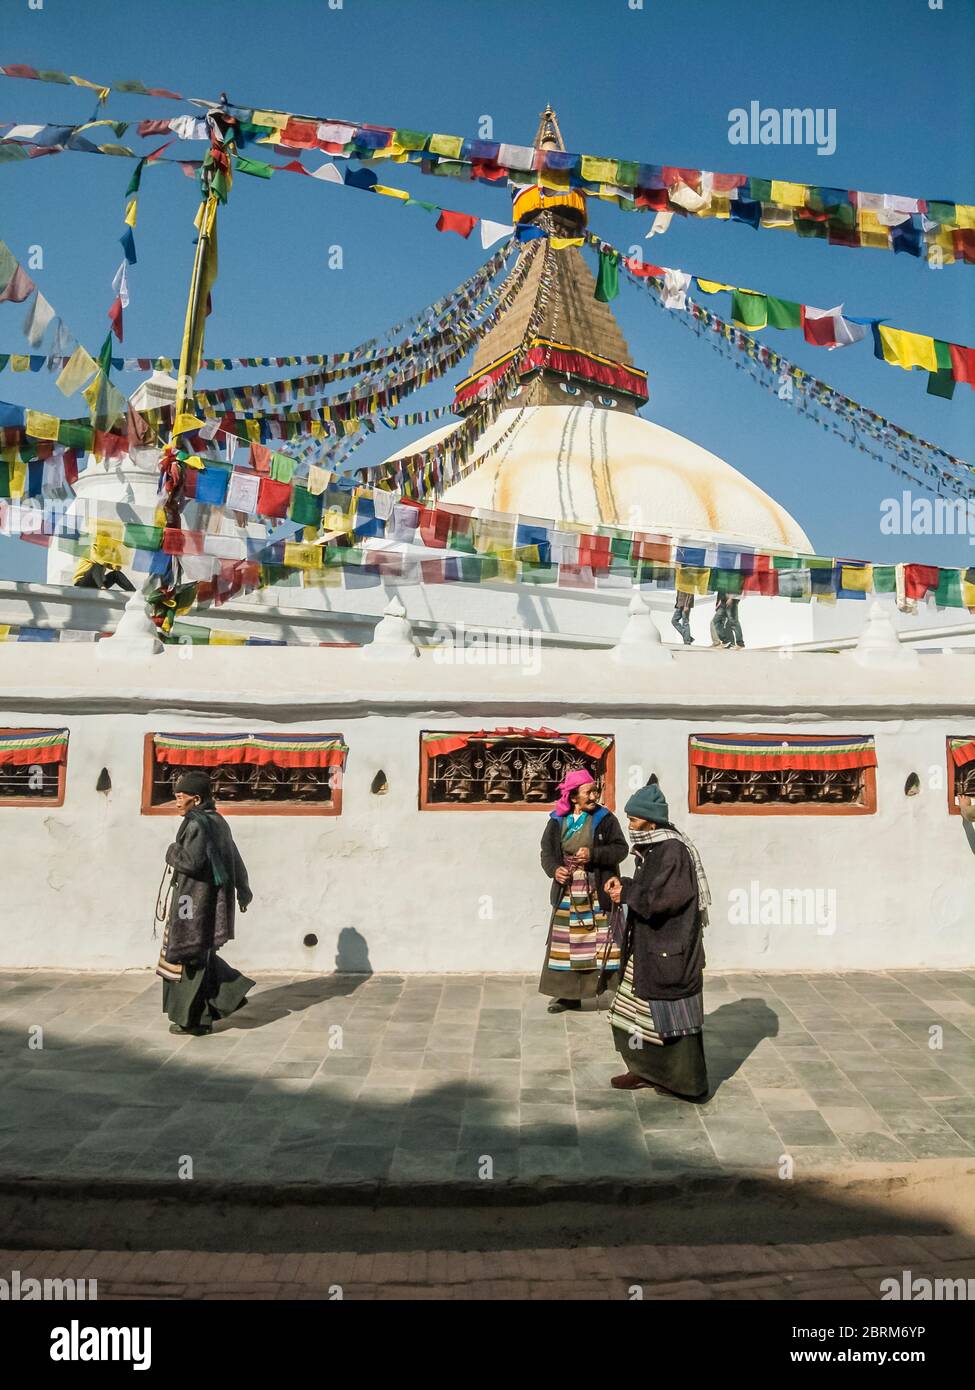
[540,806,628,911]
[619,839,705,1001]
[164,808,252,964]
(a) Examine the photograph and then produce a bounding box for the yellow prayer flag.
[91,533,126,567]
[928,226,956,265]
[428,133,463,159]
[124,198,138,228]
[696,195,731,220]
[770,180,807,208]
[0,626,10,642]
[95,519,125,541]
[841,564,873,592]
[877,326,938,372]
[695,279,733,294]
[580,155,616,184]
[372,185,410,201]
[539,168,570,189]
[24,410,59,441]
[10,355,30,373]
[856,209,892,248]
[954,205,975,230]
[676,565,710,595]
[69,76,110,103]
[495,559,520,585]
[172,412,205,437]
[9,461,26,498]
[251,110,288,130]
[244,420,261,443]
[56,344,98,396]
[962,578,975,608]
[550,236,585,249]
[209,630,247,646]
[283,542,324,571]
[304,566,341,589]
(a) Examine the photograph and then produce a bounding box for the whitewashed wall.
[0,657,972,973]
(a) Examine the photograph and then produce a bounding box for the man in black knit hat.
[156,770,255,1036]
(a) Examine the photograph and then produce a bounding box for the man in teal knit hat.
[603,776,711,1101]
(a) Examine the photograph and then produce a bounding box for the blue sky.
[1,0,973,580]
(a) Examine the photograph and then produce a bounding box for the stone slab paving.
[0,969,973,1185]
[4,1236,975,1299]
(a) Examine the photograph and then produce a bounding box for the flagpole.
[172,194,214,438]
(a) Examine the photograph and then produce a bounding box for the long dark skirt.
[538,962,610,1001]
[162,951,254,1030]
[612,1026,709,1099]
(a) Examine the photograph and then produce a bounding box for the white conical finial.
[852,600,919,669]
[98,587,164,659]
[362,593,418,662]
[610,591,672,666]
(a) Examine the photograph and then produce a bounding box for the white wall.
[1,702,972,973]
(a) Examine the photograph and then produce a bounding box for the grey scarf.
[630,824,711,923]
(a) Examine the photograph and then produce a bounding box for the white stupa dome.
[383,405,812,552]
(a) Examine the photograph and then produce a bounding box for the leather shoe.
[610,1071,652,1089]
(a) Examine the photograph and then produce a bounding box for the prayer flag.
[436,209,476,238]
[872,325,938,372]
[731,290,767,330]
[55,344,98,396]
[801,305,868,349]
[594,251,620,302]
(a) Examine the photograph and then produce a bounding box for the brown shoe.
[610,1071,652,1090]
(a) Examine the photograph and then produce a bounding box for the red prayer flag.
[107,295,124,342]
[436,209,476,238]
[949,343,975,387]
[256,476,292,519]
[801,305,839,348]
[903,563,940,600]
[249,443,272,474]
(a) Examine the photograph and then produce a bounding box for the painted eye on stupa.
[507,384,524,399]
[596,395,618,408]
[559,382,581,396]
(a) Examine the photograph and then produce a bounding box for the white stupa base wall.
[0,643,971,975]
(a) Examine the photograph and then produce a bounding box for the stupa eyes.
[559,382,581,396]
[596,395,618,408]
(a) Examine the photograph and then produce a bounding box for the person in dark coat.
[604,778,711,1100]
[539,768,628,1013]
[156,770,255,1036]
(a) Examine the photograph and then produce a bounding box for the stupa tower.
[452,104,650,415]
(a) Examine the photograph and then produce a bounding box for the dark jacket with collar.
[619,837,705,1000]
[540,805,628,910]
[164,807,252,964]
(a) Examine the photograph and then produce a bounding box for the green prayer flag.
[289,485,324,527]
[123,523,163,550]
[748,178,772,203]
[0,355,8,372]
[393,129,429,151]
[709,568,745,594]
[125,158,146,197]
[872,566,897,593]
[0,461,9,499]
[405,199,438,212]
[927,369,956,399]
[731,289,768,330]
[270,452,297,483]
[615,160,639,189]
[235,156,273,179]
[57,421,92,449]
[169,621,209,646]
[934,569,963,608]
[595,251,620,303]
[97,333,114,378]
[771,554,801,569]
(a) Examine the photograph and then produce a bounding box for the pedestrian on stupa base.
[604,776,711,1102]
[155,770,255,1036]
[539,768,627,1014]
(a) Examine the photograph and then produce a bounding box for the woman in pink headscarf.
[538,768,628,1013]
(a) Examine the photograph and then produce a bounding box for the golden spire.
[533,103,566,151]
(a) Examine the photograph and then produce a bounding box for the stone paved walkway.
[0,969,973,1184]
[5,1234,975,1300]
